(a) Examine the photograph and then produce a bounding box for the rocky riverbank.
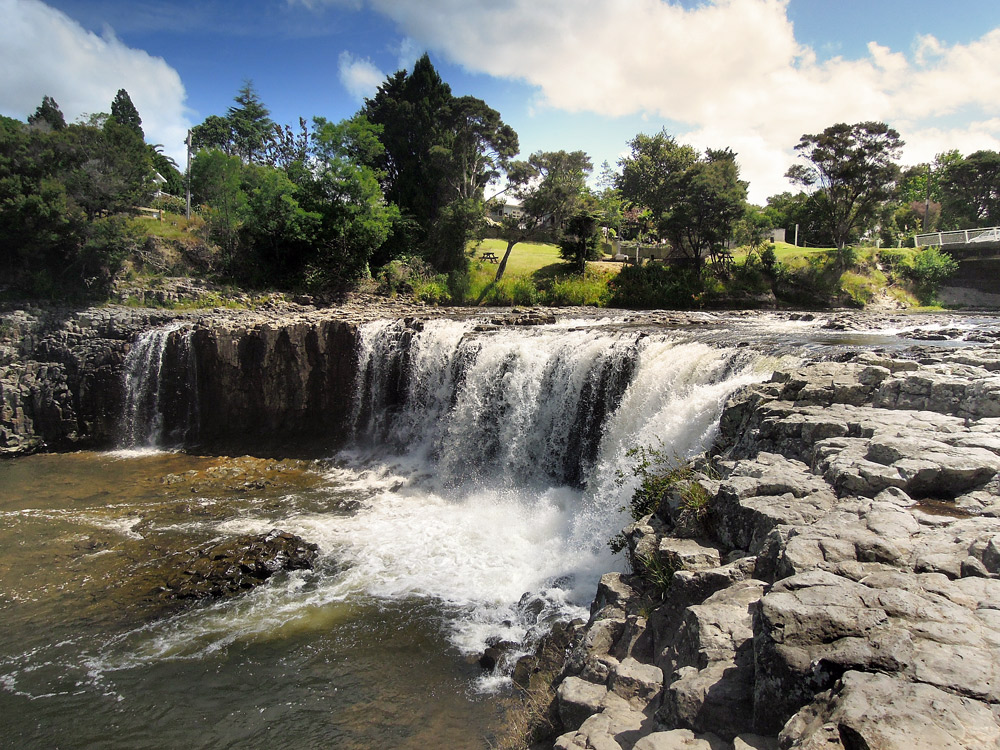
[542,344,1000,749]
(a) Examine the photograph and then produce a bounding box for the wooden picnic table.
[481,251,499,263]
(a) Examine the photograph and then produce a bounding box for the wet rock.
[158,529,318,601]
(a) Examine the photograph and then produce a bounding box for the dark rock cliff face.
[0,306,361,455]
[1,307,176,454]
[181,319,359,448]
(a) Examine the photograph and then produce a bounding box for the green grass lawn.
[471,238,565,276]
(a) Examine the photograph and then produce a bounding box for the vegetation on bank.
[0,56,980,310]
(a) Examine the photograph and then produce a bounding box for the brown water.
[0,451,498,749]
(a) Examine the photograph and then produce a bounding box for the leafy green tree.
[301,116,399,283]
[559,210,602,273]
[763,191,832,247]
[493,150,592,281]
[661,148,747,267]
[191,114,235,155]
[939,150,1000,228]
[110,88,143,139]
[362,54,452,241]
[190,149,246,262]
[362,54,518,272]
[617,129,698,235]
[27,95,66,131]
[786,121,903,249]
[64,119,154,219]
[238,163,318,282]
[618,131,747,267]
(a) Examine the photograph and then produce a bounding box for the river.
[0,312,990,748]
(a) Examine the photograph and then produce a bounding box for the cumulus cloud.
[338,51,386,101]
[351,0,1000,201]
[0,0,192,165]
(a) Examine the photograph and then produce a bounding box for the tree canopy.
[110,89,143,139]
[786,121,903,249]
[361,54,518,273]
[617,129,747,267]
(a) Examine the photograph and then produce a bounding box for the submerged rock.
[157,529,318,601]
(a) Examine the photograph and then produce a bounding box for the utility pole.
[794,223,799,247]
[185,129,192,221]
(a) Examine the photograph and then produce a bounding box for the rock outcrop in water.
[549,346,1000,750]
[156,529,319,601]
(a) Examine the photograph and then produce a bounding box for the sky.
[3,0,1000,203]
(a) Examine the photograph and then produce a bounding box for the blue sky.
[3,0,1000,202]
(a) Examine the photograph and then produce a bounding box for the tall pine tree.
[110,89,143,139]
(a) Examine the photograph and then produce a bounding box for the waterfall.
[114,315,777,685]
[120,323,199,449]
[327,318,772,677]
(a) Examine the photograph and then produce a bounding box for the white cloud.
[338,50,385,101]
[0,0,193,165]
[351,0,1000,202]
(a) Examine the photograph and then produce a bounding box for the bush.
[482,277,540,306]
[376,256,437,296]
[413,275,451,305]
[607,263,704,309]
[906,246,958,304]
[541,272,611,306]
[151,194,187,214]
[77,215,144,293]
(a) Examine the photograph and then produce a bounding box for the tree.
[110,89,143,139]
[27,95,66,131]
[938,150,1000,228]
[617,130,697,237]
[227,80,275,164]
[190,82,276,164]
[362,54,452,249]
[786,121,903,249]
[301,116,399,282]
[493,150,592,281]
[190,149,246,262]
[559,210,602,274]
[660,148,747,268]
[361,54,518,272]
[617,131,747,268]
[191,114,235,155]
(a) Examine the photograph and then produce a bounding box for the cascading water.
[110,316,778,687]
[120,323,199,449]
[302,318,775,684]
[0,314,798,749]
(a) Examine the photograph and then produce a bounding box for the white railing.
[914,226,1000,247]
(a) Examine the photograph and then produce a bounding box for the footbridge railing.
[914,226,1000,247]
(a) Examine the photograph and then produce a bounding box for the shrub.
[606,263,704,309]
[483,277,540,306]
[413,275,451,305]
[906,246,958,304]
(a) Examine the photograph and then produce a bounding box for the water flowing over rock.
[155,529,319,602]
[8,302,1000,747]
